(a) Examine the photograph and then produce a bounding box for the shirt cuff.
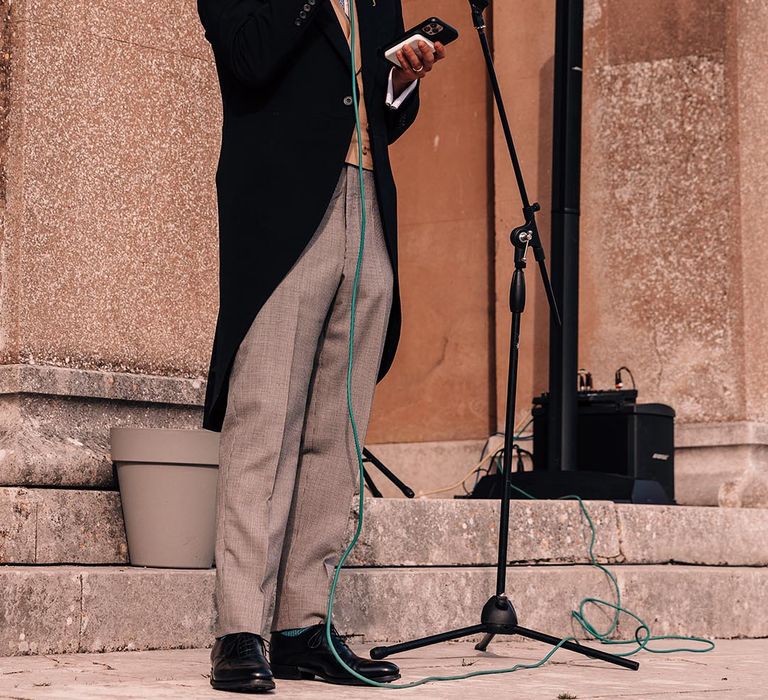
[385,67,418,110]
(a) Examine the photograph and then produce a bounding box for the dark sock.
[275,626,311,637]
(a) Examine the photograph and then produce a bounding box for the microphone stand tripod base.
[369,594,639,671]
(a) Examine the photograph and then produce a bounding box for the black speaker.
[532,391,675,502]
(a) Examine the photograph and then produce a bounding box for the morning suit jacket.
[196,0,420,432]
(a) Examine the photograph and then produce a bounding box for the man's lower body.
[210,164,400,691]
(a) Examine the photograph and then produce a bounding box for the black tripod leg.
[370,625,487,660]
[513,626,639,670]
[363,448,415,498]
[370,461,415,498]
[474,632,496,651]
[362,467,382,498]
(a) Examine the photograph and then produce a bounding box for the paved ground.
[0,639,764,699]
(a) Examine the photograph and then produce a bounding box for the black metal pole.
[547,0,583,472]
[497,247,526,596]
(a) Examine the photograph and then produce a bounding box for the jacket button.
[343,96,353,106]
[295,18,302,25]
[303,3,311,9]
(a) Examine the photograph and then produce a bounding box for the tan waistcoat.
[330,0,374,171]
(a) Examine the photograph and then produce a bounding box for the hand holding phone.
[382,17,459,68]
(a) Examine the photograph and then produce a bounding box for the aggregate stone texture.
[719,467,768,509]
[335,565,768,644]
[0,487,127,564]
[0,568,82,656]
[4,488,768,569]
[79,568,215,653]
[348,498,622,566]
[0,365,207,406]
[0,639,765,699]
[0,487,36,562]
[0,393,205,487]
[348,500,768,567]
[611,565,768,640]
[675,444,760,506]
[335,566,617,643]
[0,564,766,656]
[675,421,768,449]
[675,422,768,506]
[732,0,768,429]
[35,489,128,564]
[2,5,220,378]
[599,0,728,65]
[581,51,740,424]
[615,503,768,566]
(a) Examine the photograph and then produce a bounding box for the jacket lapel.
[355,0,378,92]
[355,0,376,70]
[319,0,377,73]
[319,2,353,72]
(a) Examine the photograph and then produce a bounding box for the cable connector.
[577,368,593,392]
[614,366,636,391]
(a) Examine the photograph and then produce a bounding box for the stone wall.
[580,0,738,422]
[1,1,767,504]
[0,0,494,453]
[490,0,768,505]
[366,0,494,443]
[579,0,768,504]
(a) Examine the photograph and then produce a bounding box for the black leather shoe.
[270,623,400,685]
[210,632,275,693]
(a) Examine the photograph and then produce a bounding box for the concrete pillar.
[717,0,768,507]
[0,1,219,487]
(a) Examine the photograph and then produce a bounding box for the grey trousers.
[213,164,393,638]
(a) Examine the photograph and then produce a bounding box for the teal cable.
[324,4,571,686]
[324,1,714,687]
[505,482,715,656]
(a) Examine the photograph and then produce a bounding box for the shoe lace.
[329,624,355,646]
[236,633,265,658]
[306,624,357,652]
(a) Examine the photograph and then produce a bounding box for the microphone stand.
[369,0,638,672]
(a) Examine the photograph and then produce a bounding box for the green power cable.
[507,482,715,657]
[324,1,714,686]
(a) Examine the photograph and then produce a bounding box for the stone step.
[2,487,767,567]
[1,563,765,656]
[0,487,127,565]
[351,498,768,567]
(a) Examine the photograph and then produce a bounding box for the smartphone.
[382,17,459,67]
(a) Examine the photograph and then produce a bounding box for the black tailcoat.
[196,0,420,432]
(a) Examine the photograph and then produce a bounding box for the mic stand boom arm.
[470,0,561,327]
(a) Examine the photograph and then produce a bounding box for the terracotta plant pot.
[110,427,219,568]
